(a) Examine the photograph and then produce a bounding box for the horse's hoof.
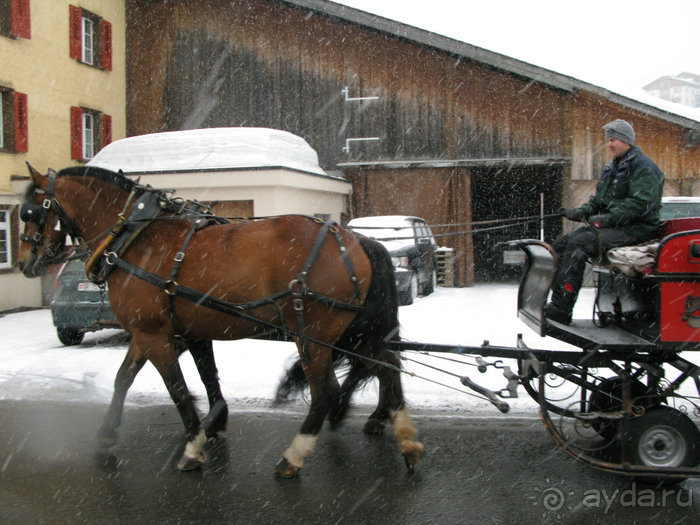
[94,450,118,470]
[274,457,301,478]
[177,453,205,471]
[402,441,425,470]
[362,419,386,435]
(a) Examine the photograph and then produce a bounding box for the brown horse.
[18,164,423,477]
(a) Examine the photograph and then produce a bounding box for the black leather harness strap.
[106,217,365,363]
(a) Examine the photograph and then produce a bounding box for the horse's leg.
[186,339,228,438]
[373,350,424,469]
[327,359,371,430]
[143,333,207,471]
[96,342,147,460]
[274,342,339,478]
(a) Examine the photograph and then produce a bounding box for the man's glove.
[561,207,585,222]
[587,214,609,229]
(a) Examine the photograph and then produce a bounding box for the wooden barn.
[125,0,700,285]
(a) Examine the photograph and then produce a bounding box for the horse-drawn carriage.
[17,163,699,483]
[395,222,700,483]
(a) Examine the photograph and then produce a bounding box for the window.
[0,208,11,270]
[0,0,31,39]
[0,87,28,153]
[71,106,111,161]
[82,16,93,65]
[69,5,112,70]
[82,112,94,158]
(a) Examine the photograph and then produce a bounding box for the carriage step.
[575,410,626,422]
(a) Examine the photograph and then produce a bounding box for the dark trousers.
[550,226,640,313]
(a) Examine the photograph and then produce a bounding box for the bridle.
[20,172,80,265]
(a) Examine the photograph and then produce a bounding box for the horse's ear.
[26,162,46,187]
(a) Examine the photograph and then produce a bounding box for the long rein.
[60,198,565,406]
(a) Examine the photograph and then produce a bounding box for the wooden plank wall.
[126,0,570,168]
[348,167,475,285]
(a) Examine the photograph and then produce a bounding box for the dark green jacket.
[578,146,664,240]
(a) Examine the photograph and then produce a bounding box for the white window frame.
[0,209,11,269]
[82,16,93,65]
[0,96,4,149]
[83,112,94,159]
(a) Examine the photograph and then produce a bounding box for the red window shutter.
[70,106,83,160]
[11,0,31,39]
[13,92,28,153]
[101,20,112,71]
[102,114,112,146]
[69,5,82,60]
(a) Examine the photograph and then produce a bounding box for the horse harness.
[79,187,365,362]
[20,171,79,264]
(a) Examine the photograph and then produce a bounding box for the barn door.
[471,167,562,282]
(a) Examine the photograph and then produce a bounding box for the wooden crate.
[436,247,455,287]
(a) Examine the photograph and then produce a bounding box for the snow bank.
[87,127,327,176]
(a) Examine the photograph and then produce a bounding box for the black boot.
[545,302,572,325]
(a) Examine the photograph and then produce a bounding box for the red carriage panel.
[656,229,700,347]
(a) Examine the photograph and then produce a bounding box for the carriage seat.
[604,241,659,277]
[593,218,700,277]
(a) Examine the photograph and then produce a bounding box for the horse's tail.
[274,234,400,406]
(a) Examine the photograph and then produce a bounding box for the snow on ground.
[0,285,696,419]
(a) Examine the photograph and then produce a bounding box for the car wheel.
[421,270,437,296]
[57,327,84,346]
[399,272,419,306]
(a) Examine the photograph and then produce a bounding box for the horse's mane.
[57,166,135,192]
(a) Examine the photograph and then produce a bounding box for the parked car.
[660,196,700,221]
[347,216,438,305]
[51,259,119,345]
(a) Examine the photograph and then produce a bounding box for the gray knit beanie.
[603,119,635,145]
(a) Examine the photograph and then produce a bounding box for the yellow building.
[0,0,126,310]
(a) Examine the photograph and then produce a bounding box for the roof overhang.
[337,156,572,170]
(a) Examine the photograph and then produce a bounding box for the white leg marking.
[390,407,419,442]
[184,428,207,462]
[282,434,318,468]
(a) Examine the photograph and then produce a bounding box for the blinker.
[20,201,44,223]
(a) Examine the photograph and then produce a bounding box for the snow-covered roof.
[87,128,327,176]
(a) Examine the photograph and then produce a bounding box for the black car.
[348,216,438,305]
[51,259,119,345]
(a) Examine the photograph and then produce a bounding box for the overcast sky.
[331,0,699,99]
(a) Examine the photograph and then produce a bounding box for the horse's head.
[17,164,72,277]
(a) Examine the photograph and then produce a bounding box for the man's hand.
[587,214,609,228]
[561,207,585,222]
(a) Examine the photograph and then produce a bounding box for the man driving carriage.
[545,119,665,325]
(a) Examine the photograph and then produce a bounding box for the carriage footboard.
[500,239,556,336]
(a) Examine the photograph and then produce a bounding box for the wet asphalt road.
[0,400,697,525]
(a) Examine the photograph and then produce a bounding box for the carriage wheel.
[625,406,700,483]
[517,360,582,418]
[588,376,653,441]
